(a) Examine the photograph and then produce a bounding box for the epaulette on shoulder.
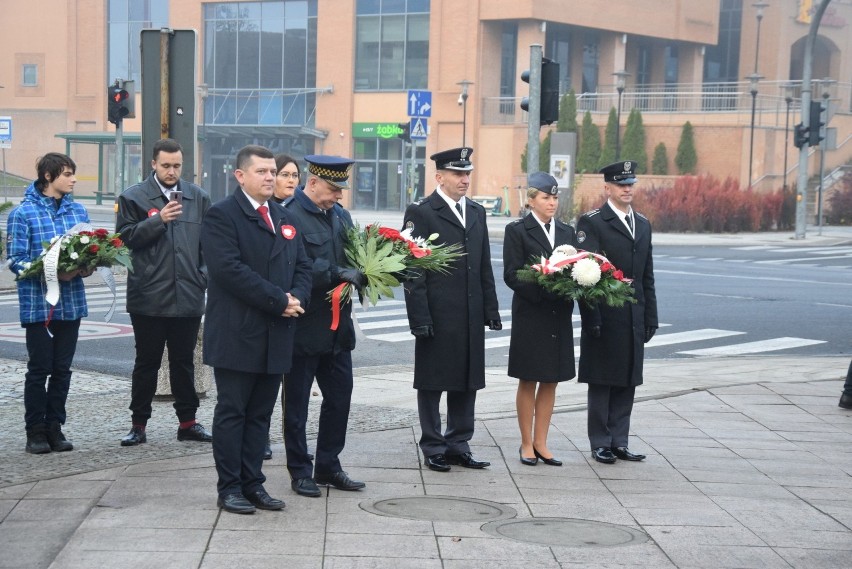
[468,199,485,210]
[508,218,523,226]
[636,211,648,220]
[413,198,427,206]
[584,209,601,217]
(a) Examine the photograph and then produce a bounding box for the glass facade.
[353,138,426,210]
[582,31,599,93]
[203,1,318,126]
[704,0,742,83]
[108,0,169,86]
[499,22,517,115]
[545,23,572,94]
[355,0,430,91]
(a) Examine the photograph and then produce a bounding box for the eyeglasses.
[277,171,300,179]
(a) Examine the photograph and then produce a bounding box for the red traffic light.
[111,89,129,103]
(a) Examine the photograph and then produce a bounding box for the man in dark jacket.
[283,155,366,497]
[403,147,501,473]
[202,144,311,514]
[117,138,213,446]
[577,160,658,464]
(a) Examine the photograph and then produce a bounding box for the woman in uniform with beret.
[503,172,576,466]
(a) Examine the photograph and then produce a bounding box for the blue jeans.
[23,319,81,430]
[844,359,852,396]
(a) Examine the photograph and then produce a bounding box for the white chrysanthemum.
[553,244,577,257]
[80,235,90,244]
[69,251,79,260]
[62,236,72,245]
[572,257,601,286]
[50,236,61,244]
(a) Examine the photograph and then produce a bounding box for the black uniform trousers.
[284,351,353,480]
[587,384,636,449]
[417,389,477,457]
[128,314,201,425]
[211,367,280,497]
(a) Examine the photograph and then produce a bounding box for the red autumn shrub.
[826,172,852,225]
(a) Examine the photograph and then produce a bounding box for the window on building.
[499,23,517,114]
[545,23,572,94]
[108,0,169,86]
[582,32,599,93]
[704,0,741,83]
[663,44,679,110]
[22,64,38,87]
[635,43,652,110]
[355,0,430,91]
[203,1,318,125]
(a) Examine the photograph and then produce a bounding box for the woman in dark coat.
[503,172,576,466]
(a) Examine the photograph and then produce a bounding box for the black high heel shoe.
[519,446,538,466]
[533,447,562,466]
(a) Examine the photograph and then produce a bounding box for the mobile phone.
[169,190,183,204]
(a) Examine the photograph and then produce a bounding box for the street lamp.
[613,70,630,161]
[782,83,795,191]
[457,80,473,147]
[752,2,769,74]
[747,73,762,188]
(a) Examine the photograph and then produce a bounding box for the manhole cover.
[361,496,517,522]
[482,518,649,548]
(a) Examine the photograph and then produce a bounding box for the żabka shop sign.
[352,123,404,139]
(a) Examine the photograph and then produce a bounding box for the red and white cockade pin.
[148,208,160,217]
[281,225,296,239]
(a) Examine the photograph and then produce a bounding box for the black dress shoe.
[519,446,538,466]
[120,426,146,447]
[291,477,322,497]
[315,471,366,491]
[533,448,562,466]
[839,393,852,409]
[445,452,490,469]
[177,423,213,442]
[611,447,646,461]
[263,438,272,460]
[424,454,451,472]
[591,447,617,464]
[217,493,255,514]
[245,489,285,510]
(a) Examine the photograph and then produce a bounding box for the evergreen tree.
[675,121,698,174]
[520,144,528,173]
[652,142,669,175]
[600,107,618,168]
[539,131,552,171]
[622,108,648,174]
[577,111,601,173]
[556,89,578,133]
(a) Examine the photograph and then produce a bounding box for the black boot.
[26,424,51,454]
[46,422,74,452]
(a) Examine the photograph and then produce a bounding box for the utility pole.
[794,0,832,239]
[525,45,542,179]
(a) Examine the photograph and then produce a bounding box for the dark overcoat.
[402,192,500,391]
[201,189,312,375]
[503,214,576,382]
[284,187,356,356]
[116,174,211,317]
[576,202,658,386]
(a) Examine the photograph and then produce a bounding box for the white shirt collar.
[436,187,465,223]
[608,199,634,235]
[241,189,267,211]
[154,174,176,198]
[530,211,555,246]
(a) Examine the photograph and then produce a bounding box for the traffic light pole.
[526,45,543,181]
[794,0,831,240]
[115,119,124,203]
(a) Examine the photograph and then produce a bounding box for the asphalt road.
[0,241,849,377]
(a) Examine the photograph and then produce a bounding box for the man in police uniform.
[403,147,501,472]
[283,155,366,496]
[576,160,658,464]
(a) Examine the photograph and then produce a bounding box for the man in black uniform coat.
[283,155,367,497]
[403,147,501,472]
[577,160,658,464]
[201,145,311,514]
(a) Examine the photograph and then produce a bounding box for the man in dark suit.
[201,145,311,514]
[576,160,658,464]
[402,147,501,473]
[283,155,366,497]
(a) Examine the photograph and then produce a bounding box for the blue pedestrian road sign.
[410,117,428,140]
[0,116,11,149]
[407,90,432,117]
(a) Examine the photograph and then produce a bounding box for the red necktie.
[257,205,273,231]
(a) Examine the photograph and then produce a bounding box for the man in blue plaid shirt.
[6,153,93,454]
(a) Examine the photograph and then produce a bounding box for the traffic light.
[397,122,411,143]
[793,123,809,149]
[808,100,825,146]
[108,83,131,125]
[520,58,561,126]
[540,59,560,125]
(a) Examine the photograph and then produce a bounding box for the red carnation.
[378,227,402,241]
[111,238,123,247]
[94,228,110,237]
[408,241,430,258]
[88,244,100,253]
[600,262,614,272]
[612,269,624,281]
[79,231,94,237]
